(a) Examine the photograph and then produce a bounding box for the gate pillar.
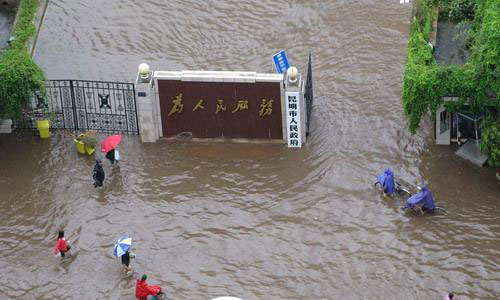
[283,67,306,147]
[135,63,160,143]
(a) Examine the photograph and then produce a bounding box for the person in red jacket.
[53,230,71,258]
[135,274,162,300]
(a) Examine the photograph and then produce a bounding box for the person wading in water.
[53,230,71,258]
[93,159,105,187]
[135,274,163,300]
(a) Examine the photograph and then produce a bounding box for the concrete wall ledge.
[154,70,283,83]
[0,119,13,134]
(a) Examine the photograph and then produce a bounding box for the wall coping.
[154,70,283,83]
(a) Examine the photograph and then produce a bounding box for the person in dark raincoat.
[135,274,162,300]
[53,230,71,258]
[93,159,105,187]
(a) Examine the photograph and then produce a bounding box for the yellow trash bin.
[36,120,50,138]
[74,138,86,154]
[75,134,96,155]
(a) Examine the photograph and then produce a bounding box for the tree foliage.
[480,116,500,167]
[431,0,477,21]
[402,0,500,166]
[0,0,45,120]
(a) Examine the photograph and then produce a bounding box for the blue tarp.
[405,186,436,210]
[377,168,396,194]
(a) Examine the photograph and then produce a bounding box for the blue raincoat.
[405,186,436,210]
[377,168,396,194]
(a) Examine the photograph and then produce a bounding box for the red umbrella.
[101,134,122,153]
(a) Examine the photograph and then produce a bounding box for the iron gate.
[16,80,139,134]
[305,52,314,136]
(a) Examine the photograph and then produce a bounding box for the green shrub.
[402,0,499,164]
[412,0,435,36]
[431,0,476,21]
[0,0,45,120]
[0,49,45,119]
[467,0,500,108]
[480,117,500,167]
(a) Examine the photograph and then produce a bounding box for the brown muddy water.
[0,1,499,299]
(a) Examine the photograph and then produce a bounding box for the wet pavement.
[0,1,499,299]
[435,20,470,65]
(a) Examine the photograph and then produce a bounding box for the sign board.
[272,50,290,74]
[285,91,302,147]
[157,80,283,139]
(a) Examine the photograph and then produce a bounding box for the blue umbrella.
[113,235,132,257]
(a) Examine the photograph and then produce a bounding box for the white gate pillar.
[283,66,306,147]
[135,63,160,143]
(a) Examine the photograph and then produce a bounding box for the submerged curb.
[29,0,48,56]
[8,0,47,55]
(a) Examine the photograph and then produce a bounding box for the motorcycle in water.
[375,168,446,215]
[401,185,447,215]
[374,168,412,199]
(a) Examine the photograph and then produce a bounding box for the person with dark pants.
[93,159,105,187]
[121,250,134,273]
[106,149,116,164]
[53,230,71,258]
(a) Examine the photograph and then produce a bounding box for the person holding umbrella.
[114,235,135,274]
[101,134,122,164]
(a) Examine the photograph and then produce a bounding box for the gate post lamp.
[138,63,151,82]
[286,66,299,86]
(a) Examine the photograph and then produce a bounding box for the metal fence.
[16,80,139,134]
[304,52,314,136]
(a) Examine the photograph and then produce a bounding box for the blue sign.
[272,50,290,74]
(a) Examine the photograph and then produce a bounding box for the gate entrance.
[16,80,139,134]
[134,63,311,145]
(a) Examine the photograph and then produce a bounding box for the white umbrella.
[113,235,132,257]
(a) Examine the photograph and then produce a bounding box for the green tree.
[0,0,45,120]
[402,0,499,166]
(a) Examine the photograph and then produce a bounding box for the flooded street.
[1,0,499,299]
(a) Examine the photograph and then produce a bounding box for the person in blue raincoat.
[376,168,396,195]
[404,185,436,214]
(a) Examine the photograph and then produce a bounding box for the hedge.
[0,0,45,120]
[402,0,500,166]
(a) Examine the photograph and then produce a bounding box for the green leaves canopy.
[402,0,499,165]
[0,0,45,120]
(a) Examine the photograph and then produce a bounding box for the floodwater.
[0,0,499,299]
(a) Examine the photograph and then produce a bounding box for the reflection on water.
[0,0,498,299]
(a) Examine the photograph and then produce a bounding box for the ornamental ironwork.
[15,80,139,134]
[304,52,314,136]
